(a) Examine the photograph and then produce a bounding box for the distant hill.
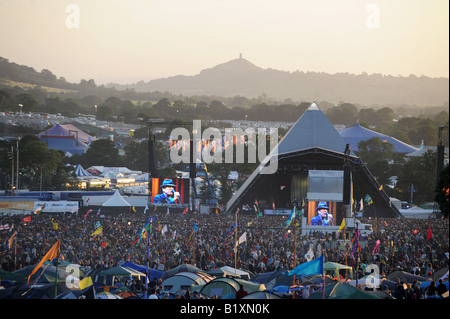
[1,55,448,106]
[109,57,449,106]
[0,57,78,92]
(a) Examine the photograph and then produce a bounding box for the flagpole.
[193,230,196,266]
[14,232,17,270]
[292,215,297,299]
[322,250,325,300]
[144,227,150,299]
[54,240,60,299]
[234,208,238,276]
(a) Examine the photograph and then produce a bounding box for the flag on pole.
[101,241,110,248]
[272,201,276,212]
[161,224,168,235]
[132,206,136,213]
[426,224,433,241]
[52,222,59,230]
[34,203,46,215]
[337,218,345,235]
[143,204,149,214]
[194,222,198,234]
[83,209,92,220]
[226,220,238,235]
[79,276,93,290]
[183,207,188,215]
[96,208,101,216]
[91,226,103,236]
[7,231,17,249]
[372,239,381,255]
[27,239,60,284]
[21,216,31,223]
[288,254,324,276]
[304,247,314,262]
[364,194,373,205]
[351,228,360,258]
[284,207,297,229]
[215,208,220,216]
[236,232,247,247]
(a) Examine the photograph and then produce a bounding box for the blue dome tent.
[338,122,419,154]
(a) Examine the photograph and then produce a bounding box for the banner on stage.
[264,208,291,215]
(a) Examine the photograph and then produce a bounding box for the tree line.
[0,85,448,147]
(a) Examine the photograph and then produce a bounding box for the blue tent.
[74,164,91,177]
[339,122,419,154]
[121,262,164,282]
[39,124,90,155]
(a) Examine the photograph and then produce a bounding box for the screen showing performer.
[310,201,334,226]
[153,178,181,204]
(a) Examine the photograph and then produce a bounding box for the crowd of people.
[0,206,448,299]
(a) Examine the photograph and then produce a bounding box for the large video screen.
[307,201,341,226]
[151,178,189,205]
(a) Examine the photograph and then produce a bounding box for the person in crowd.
[236,284,248,299]
[436,279,448,296]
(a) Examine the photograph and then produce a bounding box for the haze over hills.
[108,57,449,106]
[1,55,448,107]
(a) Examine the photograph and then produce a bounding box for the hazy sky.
[0,0,448,84]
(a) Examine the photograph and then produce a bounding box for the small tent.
[162,264,206,280]
[192,277,265,299]
[74,164,91,177]
[386,270,430,284]
[206,266,252,279]
[97,266,145,285]
[309,282,383,299]
[121,262,164,282]
[161,271,214,294]
[253,269,291,289]
[102,189,131,207]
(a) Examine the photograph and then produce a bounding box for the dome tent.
[338,122,419,154]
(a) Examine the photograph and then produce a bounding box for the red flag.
[272,201,275,211]
[183,207,188,215]
[413,229,419,235]
[21,216,31,223]
[426,224,433,241]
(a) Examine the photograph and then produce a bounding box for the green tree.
[326,103,358,125]
[81,139,122,167]
[357,137,400,185]
[124,140,148,171]
[14,136,70,190]
[396,150,437,204]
